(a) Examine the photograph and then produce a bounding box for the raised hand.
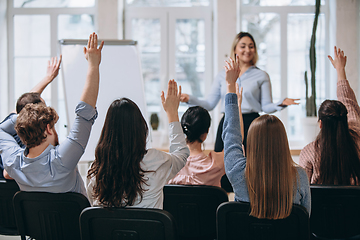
[224,56,240,93]
[328,46,347,70]
[30,55,62,94]
[161,79,181,123]
[80,32,104,108]
[46,55,62,81]
[236,84,244,141]
[328,46,347,81]
[83,32,104,66]
[236,83,243,107]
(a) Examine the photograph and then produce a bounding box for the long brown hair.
[246,115,297,219]
[315,100,360,185]
[87,98,149,207]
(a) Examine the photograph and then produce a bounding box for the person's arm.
[3,169,13,180]
[328,46,360,124]
[161,79,181,123]
[86,176,96,206]
[56,33,103,170]
[0,115,23,178]
[260,73,299,113]
[236,84,244,143]
[80,32,104,108]
[297,167,311,216]
[299,145,314,183]
[0,114,17,136]
[161,80,190,180]
[182,71,224,111]
[30,55,62,94]
[222,57,247,182]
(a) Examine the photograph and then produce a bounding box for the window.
[239,0,330,145]
[7,0,96,140]
[125,1,213,146]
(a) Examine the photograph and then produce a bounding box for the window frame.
[124,3,214,146]
[6,0,97,115]
[237,0,331,146]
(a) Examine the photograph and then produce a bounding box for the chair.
[0,179,20,235]
[13,191,90,240]
[163,184,228,240]
[216,201,310,240]
[310,185,360,239]
[80,206,177,240]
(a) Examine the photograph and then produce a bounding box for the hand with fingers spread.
[161,79,181,123]
[46,55,62,81]
[224,56,241,93]
[84,32,104,67]
[30,55,62,94]
[328,46,347,81]
[80,32,104,108]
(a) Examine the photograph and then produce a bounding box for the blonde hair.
[230,32,258,65]
[245,115,297,219]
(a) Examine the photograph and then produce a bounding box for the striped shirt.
[299,79,360,184]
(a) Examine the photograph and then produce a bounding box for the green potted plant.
[150,113,159,130]
[303,0,321,144]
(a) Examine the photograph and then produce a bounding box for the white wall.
[97,0,118,38]
[214,0,237,73]
[335,0,359,98]
[0,1,8,119]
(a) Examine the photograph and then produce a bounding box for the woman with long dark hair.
[87,80,189,208]
[299,47,360,185]
[222,56,310,219]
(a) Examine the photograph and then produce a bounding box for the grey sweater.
[222,93,311,214]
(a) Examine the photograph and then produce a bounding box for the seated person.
[299,47,360,185]
[222,56,310,218]
[169,85,244,188]
[0,56,62,179]
[87,80,189,209]
[168,106,225,187]
[0,33,103,197]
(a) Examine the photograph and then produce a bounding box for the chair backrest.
[310,185,360,239]
[80,206,177,240]
[216,201,310,240]
[163,184,228,240]
[13,191,90,240]
[0,179,20,235]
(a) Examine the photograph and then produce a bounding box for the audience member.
[168,86,244,187]
[299,47,360,185]
[222,56,311,219]
[167,106,225,187]
[0,56,62,179]
[87,80,189,209]
[0,32,103,197]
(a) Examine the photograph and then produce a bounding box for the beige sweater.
[299,79,360,184]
